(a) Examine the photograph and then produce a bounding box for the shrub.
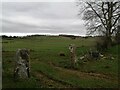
[95,37,108,51]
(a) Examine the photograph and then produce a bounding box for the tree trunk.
[105,2,113,49]
[106,36,112,48]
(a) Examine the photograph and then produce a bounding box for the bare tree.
[78,0,120,48]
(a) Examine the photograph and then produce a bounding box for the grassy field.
[2,35,119,88]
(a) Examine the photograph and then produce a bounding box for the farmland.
[2,35,119,88]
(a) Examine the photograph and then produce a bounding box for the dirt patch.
[34,71,72,88]
[49,62,118,83]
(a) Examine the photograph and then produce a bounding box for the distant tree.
[78,1,120,48]
[2,35,9,38]
[13,36,18,38]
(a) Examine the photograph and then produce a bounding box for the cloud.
[2,2,86,36]
[2,0,76,2]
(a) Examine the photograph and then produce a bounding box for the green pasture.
[2,36,119,88]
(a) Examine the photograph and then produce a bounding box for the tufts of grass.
[2,36,119,88]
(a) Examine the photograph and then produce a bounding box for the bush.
[95,37,108,51]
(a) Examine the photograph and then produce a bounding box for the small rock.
[100,54,104,57]
[111,57,115,60]
[80,56,85,60]
[102,57,107,59]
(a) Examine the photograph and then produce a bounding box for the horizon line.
[0,33,88,37]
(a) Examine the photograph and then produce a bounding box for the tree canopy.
[78,1,120,36]
[78,0,120,48]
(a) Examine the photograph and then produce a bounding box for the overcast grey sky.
[1,1,87,36]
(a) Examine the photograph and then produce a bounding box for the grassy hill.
[2,35,119,88]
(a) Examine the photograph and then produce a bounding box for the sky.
[1,0,87,36]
